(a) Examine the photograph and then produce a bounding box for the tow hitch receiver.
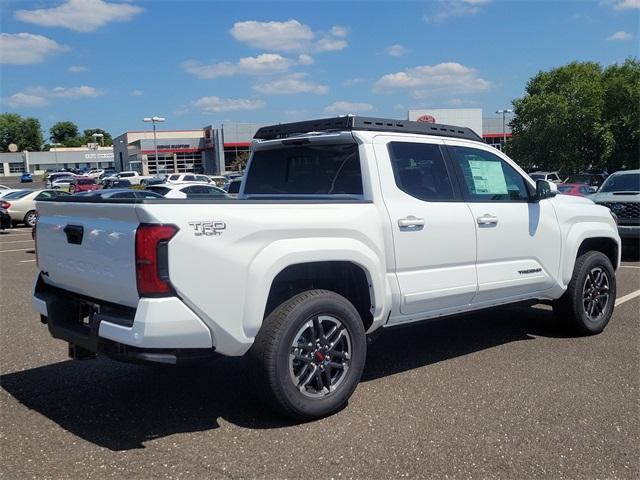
[68,343,97,360]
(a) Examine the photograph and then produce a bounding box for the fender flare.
[242,237,390,339]
[561,222,620,286]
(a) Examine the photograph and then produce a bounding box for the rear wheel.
[24,210,37,228]
[249,289,367,420]
[553,251,616,335]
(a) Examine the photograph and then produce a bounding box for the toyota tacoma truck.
[32,116,621,420]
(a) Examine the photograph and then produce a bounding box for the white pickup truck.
[32,116,621,420]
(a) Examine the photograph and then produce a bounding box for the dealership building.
[112,123,264,176]
[0,146,114,177]
[408,108,513,150]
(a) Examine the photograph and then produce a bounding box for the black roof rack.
[253,115,484,142]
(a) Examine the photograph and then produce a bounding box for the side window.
[112,192,135,199]
[579,186,589,195]
[450,146,530,202]
[35,191,55,200]
[387,142,455,201]
[183,175,196,182]
[169,175,179,181]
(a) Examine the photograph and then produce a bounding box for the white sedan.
[145,183,229,199]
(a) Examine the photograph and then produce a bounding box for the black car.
[0,201,11,230]
[102,178,132,189]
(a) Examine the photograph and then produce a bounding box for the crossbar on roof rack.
[253,115,484,142]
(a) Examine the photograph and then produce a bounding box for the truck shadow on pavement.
[1,304,565,451]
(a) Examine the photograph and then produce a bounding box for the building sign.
[156,144,191,150]
[417,114,436,123]
[84,153,115,159]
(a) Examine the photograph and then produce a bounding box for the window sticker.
[467,160,508,195]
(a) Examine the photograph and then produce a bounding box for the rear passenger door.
[445,142,561,304]
[374,136,478,320]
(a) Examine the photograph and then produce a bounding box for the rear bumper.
[32,275,214,363]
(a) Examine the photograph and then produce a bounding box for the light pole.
[91,133,104,168]
[143,116,165,173]
[495,108,513,149]
[50,141,62,167]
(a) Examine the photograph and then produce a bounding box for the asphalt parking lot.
[1,228,638,479]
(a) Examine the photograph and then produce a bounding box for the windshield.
[244,143,362,197]
[530,174,544,180]
[599,173,640,193]
[557,185,574,193]
[3,190,31,199]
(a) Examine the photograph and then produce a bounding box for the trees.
[506,59,640,174]
[48,122,113,147]
[0,113,44,152]
[49,121,79,144]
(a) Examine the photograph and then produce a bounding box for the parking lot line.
[620,265,640,269]
[19,259,36,263]
[615,289,640,306]
[0,248,32,253]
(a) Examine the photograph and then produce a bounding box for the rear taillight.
[135,224,178,297]
[1,201,10,209]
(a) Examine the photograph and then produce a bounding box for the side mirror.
[532,179,557,202]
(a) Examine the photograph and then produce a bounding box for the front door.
[374,137,478,320]
[445,141,562,305]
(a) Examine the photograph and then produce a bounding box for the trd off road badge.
[188,221,226,236]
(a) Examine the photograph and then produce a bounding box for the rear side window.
[227,180,241,194]
[387,142,455,201]
[450,146,530,202]
[148,186,170,196]
[183,175,196,182]
[168,175,179,181]
[120,172,135,178]
[244,144,363,196]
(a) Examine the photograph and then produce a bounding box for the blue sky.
[1,0,638,137]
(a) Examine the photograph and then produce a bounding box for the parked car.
[165,173,213,185]
[0,185,9,190]
[0,189,23,199]
[224,177,243,197]
[140,176,166,188]
[565,173,606,193]
[146,183,228,199]
[85,169,104,179]
[33,115,621,420]
[47,172,76,188]
[589,169,640,241]
[75,188,164,199]
[51,177,78,191]
[0,201,11,230]
[3,189,70,227]
[102,178,132,189]
[99,167,117,179]
[529,171,562,184]
[69,177,101,193]
[557,183,590,197]
[102,171,142,185]
[20,172,33,183]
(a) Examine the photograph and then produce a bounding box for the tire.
[249,289,367,420]
[553,251,616,335]
[24,210,38,228]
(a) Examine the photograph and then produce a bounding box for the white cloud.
[4,85,105,108]
[0,33,69,64]
[252,73,328,95]
[50,85,105,98]
[448,98,477,106]
[298,54,314,65]
[230,19,348,53]
[331,26,349,37]
[130,89,143,96]
[424,0,491,22]
[324,101,374,114]
[386,44,408,57]
[191,96,265,112]
[15,0,143,32]
[393,104,406,111]
[182,53,293,79]
[343,77,367,86]
[607,31,633,41]
[374,62,491,97]
[606,0,640,10]
[67,65,87,73]
[5,92,50,108]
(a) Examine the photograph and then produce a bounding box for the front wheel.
[249,289,367,420]
[24,210,37,228]
[553,251,616,335]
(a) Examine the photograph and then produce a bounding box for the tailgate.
[36,201,140,307]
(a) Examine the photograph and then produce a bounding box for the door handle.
[476,214,499,225]
[398,216,425,228]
